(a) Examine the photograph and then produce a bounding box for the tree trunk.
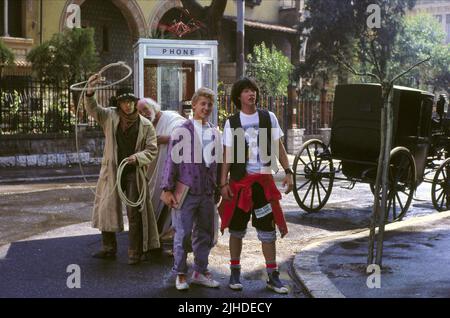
[367,87,387,265]
[375,82,395,266]
[367,81,394,267]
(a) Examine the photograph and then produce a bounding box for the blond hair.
[191,87,215,106]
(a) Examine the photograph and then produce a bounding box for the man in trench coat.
[85,74,159,264]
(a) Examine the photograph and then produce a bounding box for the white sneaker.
[175,274,189,291]
[266,271,289,294]
[191,271,220,288]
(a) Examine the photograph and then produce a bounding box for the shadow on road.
[0,231,302,298]
[283,207,373,232]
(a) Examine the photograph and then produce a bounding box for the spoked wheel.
[370,147,416,223]
[293,139,334,212]
[431,158,450,212]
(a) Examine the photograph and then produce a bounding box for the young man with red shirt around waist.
[220,77,293,294]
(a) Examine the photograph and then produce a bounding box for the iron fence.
[217,94,334,135]
[0,77,132,135]
[217,95,290,133]
[0,79,333,136]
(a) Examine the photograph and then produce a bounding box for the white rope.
[70,61,147,207]
[116,158,147,209]
[70,61,132,91]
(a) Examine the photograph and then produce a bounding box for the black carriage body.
[329,84,434,185]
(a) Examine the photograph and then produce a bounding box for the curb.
[0,174,99,184]
[293,211,450,298]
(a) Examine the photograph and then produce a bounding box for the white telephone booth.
[134,39,218,124]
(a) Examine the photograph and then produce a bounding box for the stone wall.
[0,131,104,168]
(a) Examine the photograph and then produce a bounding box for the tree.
[180,0,227,39]
[0,38,15,79]
[392,13,450,93]
[298,0,417,84]
[27,28,98,84]
[246,42,294,96]
[297,0,369,86]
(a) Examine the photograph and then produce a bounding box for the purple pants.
[172,193,215,274]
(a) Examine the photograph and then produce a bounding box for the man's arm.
[134,123,158,167]
[278,139,290,171]
[278,139,293,194]
[160,128,183,192]
[220,146,234,201]
[84,73,109,124]
[159,132,180,208]
[157,135,170,145]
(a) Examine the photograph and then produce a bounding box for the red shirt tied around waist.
[219,173,288,238]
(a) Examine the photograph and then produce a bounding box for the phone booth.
[134,39,218,124]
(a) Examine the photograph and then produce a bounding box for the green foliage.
[0,91,40,134]
[0,38,15,78]
[0,38,14,66]
[246,42,294,96]
[217,81,231,129]
[0,87,74,134]
[27,28,98,84]
[391,13,450,92]
[299,0,417,83]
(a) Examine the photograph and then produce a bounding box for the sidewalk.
[0,165,101,184]
[293,211,450,298]
[0,155,297,184]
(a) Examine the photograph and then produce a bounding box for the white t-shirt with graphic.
[223,111,283,174]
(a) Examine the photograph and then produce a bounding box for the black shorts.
[228,182,275,232]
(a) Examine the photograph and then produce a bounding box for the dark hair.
[231,77,259,110]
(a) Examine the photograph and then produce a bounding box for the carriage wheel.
[293,139,334,213]
[370,147,416,223]
[431,158,450,212]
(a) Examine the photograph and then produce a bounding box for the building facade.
[410,0,450,43]
[0,0,302,89]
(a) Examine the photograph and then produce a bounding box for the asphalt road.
[0,174,438,298]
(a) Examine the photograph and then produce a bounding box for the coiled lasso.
[70,61,147,209]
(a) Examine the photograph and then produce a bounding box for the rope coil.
[116,158,147,210]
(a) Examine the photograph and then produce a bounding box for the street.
[0,169,438,298]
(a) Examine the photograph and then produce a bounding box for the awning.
[223,15,298,34]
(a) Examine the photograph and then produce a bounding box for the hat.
[115,87,138,102]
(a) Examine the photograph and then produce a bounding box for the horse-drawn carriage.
[292,84,450,223]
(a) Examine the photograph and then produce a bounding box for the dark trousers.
[102,173,143,258]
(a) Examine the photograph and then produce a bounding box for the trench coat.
[84,94,160,251]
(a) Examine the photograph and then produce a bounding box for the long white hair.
[137,97,161,122]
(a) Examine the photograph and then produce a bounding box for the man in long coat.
[85,74,159,265]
